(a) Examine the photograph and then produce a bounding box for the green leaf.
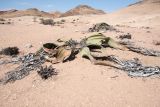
[84,33,107,47]
[80,47,95,63]
[106,37,128,50]
[79,47,121,68]
[83,33,128,50]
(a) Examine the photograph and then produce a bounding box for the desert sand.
[0,0,160,107]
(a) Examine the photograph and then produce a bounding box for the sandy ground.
[0,12,160,107]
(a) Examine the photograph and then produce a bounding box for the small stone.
[32,84,35,87]
[11,94,17,100]
[11,57,20,62]
[39,42,43,45]
[25,43,32,48]
[0,60,4,65]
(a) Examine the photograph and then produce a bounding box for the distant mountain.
[50,11,63,18]
[0,8,55,18]
[0,5,106,18]
[0,9,18,15]
[60,5,106,17]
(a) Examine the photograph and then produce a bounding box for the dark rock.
[25,43,33,48]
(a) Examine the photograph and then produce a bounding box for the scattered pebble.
[25,43,33,48]
[110,75,119,79]
[39,42,43,45]
[146,31,151,33]
[0,60,5,65]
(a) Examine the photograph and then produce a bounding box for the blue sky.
[0,0,139,12]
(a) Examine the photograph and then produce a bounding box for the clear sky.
[0,0,139,12]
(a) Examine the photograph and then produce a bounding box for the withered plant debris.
[128,46,160,57]
[88,23,116,32]
[119,33,132,39]
[43,43,58,49]
[0,47,19,56]
[37,65,57,79]
[64,39,79,49]
[0,52,46,84]
[105,55,160,77]
[43,43,58,54]
[120,40,160,57]
[1,33,160,85]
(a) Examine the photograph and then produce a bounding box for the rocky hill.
[0,8,56,18]
[0,5,106,18]
[60,5,106,17]
[50,11,63,18]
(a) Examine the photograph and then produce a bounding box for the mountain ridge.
[0,5,106,18]
[60,5,106,17]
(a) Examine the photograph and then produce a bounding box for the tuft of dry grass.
[40,18,55,26]
[0,47,19,56]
